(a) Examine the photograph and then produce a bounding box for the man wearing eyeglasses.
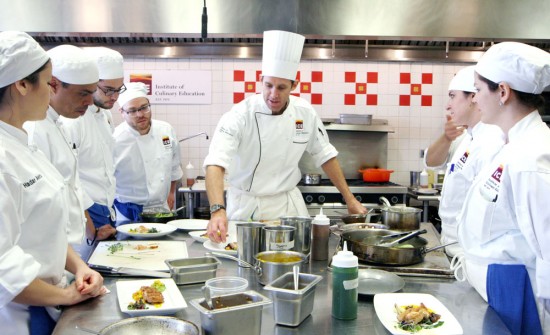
[112,82,183,224]
[64,47,124,244]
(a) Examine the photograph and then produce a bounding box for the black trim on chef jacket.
[247,112,263,192]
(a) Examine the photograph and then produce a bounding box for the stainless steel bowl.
[99,316,199,335]
[302,173,321,185]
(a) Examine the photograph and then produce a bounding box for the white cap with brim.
[475,42,550,94]
[0,31,49,88]
[47,45,99,85]
[261,30,305,81]
[117,82,148,108]
[448,66,477,93]
[84,47,124,80]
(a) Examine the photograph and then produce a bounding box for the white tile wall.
[112,57,473,186]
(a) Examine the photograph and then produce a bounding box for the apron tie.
[450,252,467,282]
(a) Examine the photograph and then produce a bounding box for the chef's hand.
[96,224,116,241]
[207,210,228,243]
[74,267,105,297]
[347,198,368,214]
[444,115,465,142]
[167,192,176,211]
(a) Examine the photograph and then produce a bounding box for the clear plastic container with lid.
[311,208,330,261]
[331,242,358,320]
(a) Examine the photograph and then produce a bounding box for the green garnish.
[107,242,124,254]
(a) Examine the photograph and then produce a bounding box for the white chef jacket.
[113,119,183,217]
[23,107,93,244]
[0,121,69,335]
[204,94,337,220]
[64,105,116,212]
[426,123,504,256]
[457,112,550,330]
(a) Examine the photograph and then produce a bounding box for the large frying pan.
[339,228,450,266]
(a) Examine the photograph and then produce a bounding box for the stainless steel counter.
[54,230,511,335]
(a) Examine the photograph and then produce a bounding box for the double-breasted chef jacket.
[204,94,338,220]
[0,121,69,335]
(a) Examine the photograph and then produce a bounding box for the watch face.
[210,204,225,213]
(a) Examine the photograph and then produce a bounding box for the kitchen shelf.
[323,121,394,133]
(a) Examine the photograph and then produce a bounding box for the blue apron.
[114,199,143,222]
[29,306,56,335]
[487,264,542,335]
[88,203,115,228]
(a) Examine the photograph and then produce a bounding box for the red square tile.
[399,95,411,106]
[422,73,433,84]
[312,71,323,82]
[256,70,262,82]
[300,82,311,93]
[345,72,356,83]
[411,84,422,95]
[344,94,356,105]
[234,70,245,82]
[367,72,378,83]
[233,92,245,104]
[421,95,433,106]
[366,94,378,106]
[311,93,323,105]
[400,73,411,84]
[356,83,366,94]
[244,82,256,93]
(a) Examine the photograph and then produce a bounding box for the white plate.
[116,278,187,316]
[203,240,238,255]
[358,269,405,296]
[374,293,463,334]
[167,219,209,231]
[116,223,177,239]
[416,188,439,195]
[188,230,209,243]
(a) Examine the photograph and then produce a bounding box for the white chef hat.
[83,47,124,80]
[0,31,49,88]
[475,42,550,94]
[117,82,148,108]
[448,66,477,93]
[47,45,99,85]
[261,30,305,81]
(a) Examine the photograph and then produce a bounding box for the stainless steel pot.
[302,173,321,185]
[210,251,307,285]
[381,206,422,230]
[340,210,382,224]
[93,316,200,335]
[339,228,447,265]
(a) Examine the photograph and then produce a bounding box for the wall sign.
[125,70,212,105]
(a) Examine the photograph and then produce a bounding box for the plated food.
[117,278,187,316]
[188,230,229,243]
[116,223,177,239]
[374,293,463,334]
[203,240,238,255]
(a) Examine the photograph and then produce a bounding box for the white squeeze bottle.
[331,241,358,320]
[420,169,429,188]
[186,162,195,187]
[311,208,330,261]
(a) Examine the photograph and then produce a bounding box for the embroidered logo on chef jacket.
[162,136,172,150]
[293,119,310,143]
[479,164,503,202]
[454,150,469,172]
[22,174,43,188]
[295,119,304,130]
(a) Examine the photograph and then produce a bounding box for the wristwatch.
[209,204,226,214]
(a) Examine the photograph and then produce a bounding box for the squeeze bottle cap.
[332,242,358,268]
[313,208,330,225]
[186,161,194,169]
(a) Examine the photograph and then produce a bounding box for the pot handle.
[423,241,458,254]
[208,251,262,275]
[379,196,392,208]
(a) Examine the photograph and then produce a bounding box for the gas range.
[297,179,408,217]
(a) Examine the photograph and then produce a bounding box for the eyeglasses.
[97,84,127,97]
[122,104,151,116]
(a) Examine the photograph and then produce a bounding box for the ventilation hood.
[2,0,550,62]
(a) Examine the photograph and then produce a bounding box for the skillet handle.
[423,241,458,254]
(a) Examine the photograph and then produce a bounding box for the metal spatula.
[377,229,427,248]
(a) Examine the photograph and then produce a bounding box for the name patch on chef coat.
[480,164,503,202]
[295,120,304,130]
[454,150,469,172]
[22,174,43,188]
[162,136,172,149]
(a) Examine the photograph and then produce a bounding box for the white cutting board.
[87,240,188,271]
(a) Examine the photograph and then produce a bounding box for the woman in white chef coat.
[457,42,550,334]
[204,30,366,243]
[113,82,183,224]
[424,66,504,257]
[0,31,105,335]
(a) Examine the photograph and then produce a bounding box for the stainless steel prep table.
[54,229,511,335]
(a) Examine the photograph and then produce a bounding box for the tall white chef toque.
[475,42,550,94]
[448,66,477,93]
[48,45,99,85]
[261,30,305,81]
[117,82,148,108]
[0,31,49,88]
[84,47,124,80]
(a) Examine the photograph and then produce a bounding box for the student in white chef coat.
[23,45,98,247]
[204,30,366,243]
[424,66,504,257]
[0,31,105,335]
[113,82,183,223]
[457,42,550,334]
[64,47,123,243]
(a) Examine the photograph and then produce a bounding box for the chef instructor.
[205,30,366,242]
